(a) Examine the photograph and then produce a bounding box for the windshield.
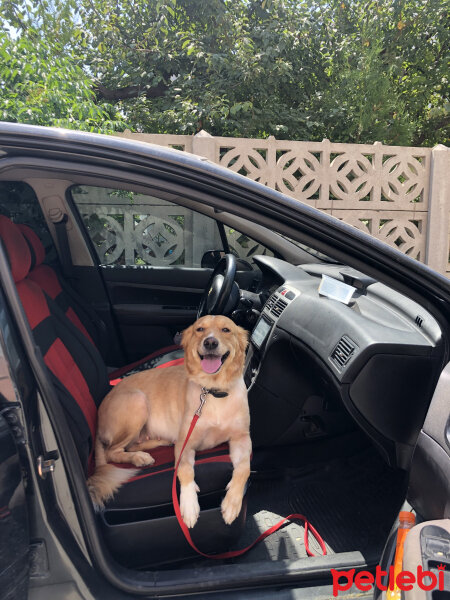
[276,233,339,264]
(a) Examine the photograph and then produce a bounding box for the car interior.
[0,166,448,590]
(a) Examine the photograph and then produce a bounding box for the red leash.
[171,398,327,560]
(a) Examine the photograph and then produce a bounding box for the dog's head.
[182,315,248,388]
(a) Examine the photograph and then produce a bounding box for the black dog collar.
[196,387,229,417]
[201,386,229,398]
[207,388,229,398]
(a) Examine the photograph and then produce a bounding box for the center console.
[242,282,351,448]
[245,285,298,388]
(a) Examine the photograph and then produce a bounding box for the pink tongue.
[201,356,222,374]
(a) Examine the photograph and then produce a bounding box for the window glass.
[71,186,224,268]
[276,232,337,263]
[223,226,274,261]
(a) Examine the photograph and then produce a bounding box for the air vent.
[265,294,277,311]
[270,297,288,318]
[331,336,357,369]
[415,315,423,328]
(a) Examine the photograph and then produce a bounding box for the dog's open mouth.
[198,351,230,374]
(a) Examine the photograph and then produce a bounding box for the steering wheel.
[197,254,239,318]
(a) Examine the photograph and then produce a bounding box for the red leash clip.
[171,393,327,560]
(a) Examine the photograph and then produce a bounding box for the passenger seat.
[0,216,246,566]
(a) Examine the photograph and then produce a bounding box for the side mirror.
[201,250,223,269]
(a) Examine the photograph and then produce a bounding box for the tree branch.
[94,80,169,101]
[413,116,450,146]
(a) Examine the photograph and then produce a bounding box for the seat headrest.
[18,224,46,267]
[0,216,32,282]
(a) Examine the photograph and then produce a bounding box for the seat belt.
[50,211,110,355]
[52,214,74,279]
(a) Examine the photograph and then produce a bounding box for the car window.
[71,185,224,268]
[0,181,58,263]
[223,226,274,261]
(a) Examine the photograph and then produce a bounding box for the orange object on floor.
[387,511,416,600]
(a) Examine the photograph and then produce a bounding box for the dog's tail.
[87,464,137,510]
[87,437,137,510]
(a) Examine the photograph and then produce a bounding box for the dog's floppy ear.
[236,324,249,356]
[181,323,195,350]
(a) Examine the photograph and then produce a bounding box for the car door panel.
[0,411,30,600]
[101,266,258,361]
[407,361,450,520]
[100,266,207,360]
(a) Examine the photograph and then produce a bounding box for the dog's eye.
[196,327,204,332]
[222,327,230,333]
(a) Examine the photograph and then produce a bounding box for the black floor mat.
[187,446,406,566]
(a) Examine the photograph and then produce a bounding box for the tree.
[312,0,449,145]
[0,4,125,132]
[0,0,448,144]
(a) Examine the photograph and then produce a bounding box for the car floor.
[164,432,407,569]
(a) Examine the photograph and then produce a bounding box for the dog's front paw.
[221,489,243,525]
[130,451,155,467]
[180,482,200,528]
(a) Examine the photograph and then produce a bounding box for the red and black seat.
[0,216,245,565]
[18,223,184,381]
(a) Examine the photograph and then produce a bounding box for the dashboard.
[245,256,443,468]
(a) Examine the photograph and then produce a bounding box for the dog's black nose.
[203,336,218,351]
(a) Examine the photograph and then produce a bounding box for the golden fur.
[87,315,251,528]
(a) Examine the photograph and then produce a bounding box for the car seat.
[0,216,247,567]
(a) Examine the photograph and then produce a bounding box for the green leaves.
[0,0,448,144]
[230,102,253,116]
[0,28,126,133]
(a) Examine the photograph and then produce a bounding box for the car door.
[0,412,29,600]
[70,185,261,362]
[407,361,450,520]
[0,313,30,600]
[373,364,450,599]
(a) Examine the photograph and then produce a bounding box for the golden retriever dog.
[87,315,251,528]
